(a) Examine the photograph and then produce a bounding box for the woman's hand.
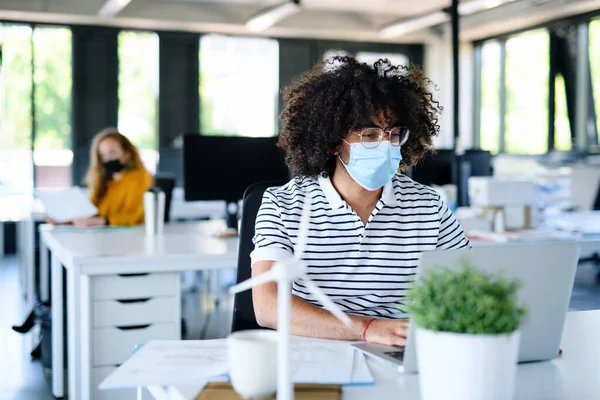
[72,217,106,228]
[364,319,409,346]
[45,216,61,225]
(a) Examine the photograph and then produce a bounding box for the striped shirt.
[250,174,470,318]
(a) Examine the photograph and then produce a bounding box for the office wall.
[158,32,200,181]
[71,26,119,185]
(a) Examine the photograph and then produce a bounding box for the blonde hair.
[85,128,145,205]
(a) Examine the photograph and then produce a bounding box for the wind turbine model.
[230,194,352,400]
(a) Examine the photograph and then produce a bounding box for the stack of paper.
[36,187,98,223]
[100,338,374,392]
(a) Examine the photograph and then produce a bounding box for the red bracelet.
[362,318,376,342]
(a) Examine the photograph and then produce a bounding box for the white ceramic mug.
[228,329,278,399]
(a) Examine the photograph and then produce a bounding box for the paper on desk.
[36,187,98,223]
[292,337,355,384]
[100,340,229,389]
[100,338,357,391]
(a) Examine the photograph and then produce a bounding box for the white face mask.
[339,140,402,191]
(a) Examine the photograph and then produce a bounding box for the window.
[504,29,549,154]
[590,19,600,142]
[199,35,279,137]
[0,25,33,195]
[0,24,73,194]
[554,75,572,151]
[356,52,409,67]
[33,27,73,188]
[322,50,408,70]
[479,40,502,154]
[118,31,159,174]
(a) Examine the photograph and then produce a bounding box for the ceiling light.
[98,0,132,17]
[246,0,300,32]
[458,0,518,15]
[380,11,450,39]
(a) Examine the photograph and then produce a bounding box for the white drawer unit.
[93,366,136,400]
[93,297,178,328]
[93,323,178,366]
[91,273,179,300]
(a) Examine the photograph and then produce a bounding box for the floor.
[1,257,599,400]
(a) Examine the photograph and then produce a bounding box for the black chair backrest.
[154,173,176,223]
[231,182,283,333]
[594,183,600,211]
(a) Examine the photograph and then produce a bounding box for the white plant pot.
[416,328,521,400]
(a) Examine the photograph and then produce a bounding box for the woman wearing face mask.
[46,128,152,227]
[73,127,153,227]
[250,56,469,347]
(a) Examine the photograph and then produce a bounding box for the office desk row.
[39,221,238,400]
[32,218,600,400]
[148,310,600,400]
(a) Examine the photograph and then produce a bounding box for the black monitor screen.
[410,150,455,186]
[182,133,290,202]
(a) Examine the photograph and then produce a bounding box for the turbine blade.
[229,270,277,294]
[304,279,352,327]
[294,195,312,259]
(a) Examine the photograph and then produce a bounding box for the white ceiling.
[0,0,599,43]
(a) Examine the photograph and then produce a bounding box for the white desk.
[152,310,599,400]
[40,221,238,400]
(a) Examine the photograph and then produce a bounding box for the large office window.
[356,51,409,67]
[479,41,502,154]
[0,25,72,193]
[554,75,572,151]
[118,31,159,174]
[33,27,73,188]
[591,19,600,142]
[504,29,549,154]
[0,24,33,195]
[199,35,279,137]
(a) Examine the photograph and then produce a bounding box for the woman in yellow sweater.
[74,128,152,227]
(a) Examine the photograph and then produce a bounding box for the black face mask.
[103,160,125,176]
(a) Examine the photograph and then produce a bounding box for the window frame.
[473,10,600,155]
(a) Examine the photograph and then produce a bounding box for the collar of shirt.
[317,175,399,210]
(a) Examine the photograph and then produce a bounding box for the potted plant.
[407,261,526,400]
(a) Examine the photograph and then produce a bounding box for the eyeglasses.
[351,126,410,149]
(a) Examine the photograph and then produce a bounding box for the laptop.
[352,242,580,373]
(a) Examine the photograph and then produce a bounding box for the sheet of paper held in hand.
[36,187,98,223]
[100,338,360,390]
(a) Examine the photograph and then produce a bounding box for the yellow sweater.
[94,168,153,226]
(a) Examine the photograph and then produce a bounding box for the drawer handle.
[116,298,151,304]
[116,324,151,331]
[117,273,150,277]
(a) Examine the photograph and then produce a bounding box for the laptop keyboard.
[384,348,405,361]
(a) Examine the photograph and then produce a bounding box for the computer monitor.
[461,149,493,177]
[182,133,290,229]
[410,149,455,186]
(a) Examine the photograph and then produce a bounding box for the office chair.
[154,173,176,222]
[231,182,283,333]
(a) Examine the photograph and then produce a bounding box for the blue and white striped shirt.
[250,174,470,318]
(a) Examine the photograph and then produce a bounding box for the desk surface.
[168,310,600,400]
[41,221,239,271]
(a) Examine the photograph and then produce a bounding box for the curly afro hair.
[278,55,442,178]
